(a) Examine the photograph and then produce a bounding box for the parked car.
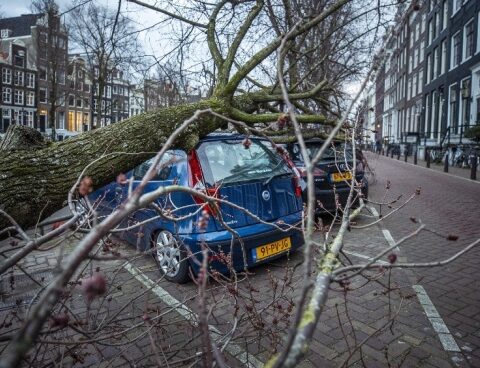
[84,133,304,283]
[283,139,368,214]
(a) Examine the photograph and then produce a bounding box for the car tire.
[152,230,190,283]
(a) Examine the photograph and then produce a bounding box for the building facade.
[0,12,69,137]
[374,0,480,155]
[0,41,37,132]
[422,0,480,147]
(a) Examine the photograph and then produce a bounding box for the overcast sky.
[2,0,173,67]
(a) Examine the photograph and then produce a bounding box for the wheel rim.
[155,231,181,277]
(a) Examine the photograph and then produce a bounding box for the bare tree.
[0,2,479,367]
[68,1,142,128]
[31,0,69,140]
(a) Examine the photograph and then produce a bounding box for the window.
[68,95,75,107]
[408,77,412,100]
[14,55,25,67]
[449,84,458,130]
[433,46,439,79]
[26,111,34,127]
[441,39,447,74]
[451,32,462,68]
[420,41,425,62]
[78,82,83,91]
[14,71,24,86]
[106,86,111,98]
[85,83,91,93]
[415,23,420,41]
[2,87,11,103]
[442,0,448,30]
[413,74,417,98]
[77,69,83,78]
[26,91,35,106]
[428,20,433,45]
[39,88,47,103]
[426,53,432,84]
[421,13,426,33]
[14,90,24,105]
[453,0,462,14]
[39,68,47,81]
[57,37,65,49]
[2,68,11,84]
[76,98,82,108]
[133,153,177,181]
[1,29,12,38]
[113,85,118,94]
[464,20,475,60]
[418,69,423,94]
[414,48,419,68]
[26,73,35,88]
[57,71,65,84]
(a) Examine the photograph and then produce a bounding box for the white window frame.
[2,87,11,103]
[433,46,439,80]
[447,83,457,129]
[463,19,475,61]
[14,71,24,86]
[442,0,448,30]
[426,53,432,84]
[26,72,35,88]
[452,0,462,16]
[451,31,461,70]
[26,91,35,106]
[440,39,447,75]
[26,111,34,127]
[2,68,11,84]
[14,90,24,105]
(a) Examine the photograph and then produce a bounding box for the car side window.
[132,152,174,181]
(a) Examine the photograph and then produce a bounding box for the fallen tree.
[0,0,352,230]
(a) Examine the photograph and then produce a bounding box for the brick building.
[0,40,37,132]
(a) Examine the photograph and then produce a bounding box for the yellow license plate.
[253,237,291,262]
[331,171,352,182]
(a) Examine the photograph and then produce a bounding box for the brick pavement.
[364,152,480,367]
[370,151,479,182]
[0,175,473,367]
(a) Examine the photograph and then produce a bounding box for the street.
[1,151,479,367]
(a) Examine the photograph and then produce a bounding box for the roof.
[0,14,42,38]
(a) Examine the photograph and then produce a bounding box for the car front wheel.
[153,230,190,283]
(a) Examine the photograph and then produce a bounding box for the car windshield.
[286,142,353,164]
[197,139,292,185]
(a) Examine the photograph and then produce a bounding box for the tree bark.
[0,99,228,230]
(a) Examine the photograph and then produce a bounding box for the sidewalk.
[365,151,479,182]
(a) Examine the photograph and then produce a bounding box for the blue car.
[85,133,304,283]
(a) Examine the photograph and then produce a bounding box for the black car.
[283,139,368,214]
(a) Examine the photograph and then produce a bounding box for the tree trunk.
[0,99,227,231]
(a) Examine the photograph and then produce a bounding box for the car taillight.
[188,150,216,215]
[292,176,302,197]
[188,149,204,189]
[298,167,326,177]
